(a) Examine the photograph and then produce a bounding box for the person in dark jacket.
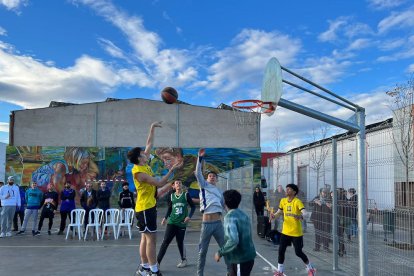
[80,182,98,229]
[347,188,358,240]
[118,182,135,209]
[310,188,332,252]
[253,186,266,217]
[97,181,111,212]
[13,185,26,231]
[58,181,76,235]
[336,188,351,256]
[38,183,59,235]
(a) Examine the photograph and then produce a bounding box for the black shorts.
[136,206,157,233]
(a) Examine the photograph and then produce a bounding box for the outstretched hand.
[198,148,206,157]
[151,121,163,128]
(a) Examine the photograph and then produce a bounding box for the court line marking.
[0,243,201,248]
[256,250,277,271]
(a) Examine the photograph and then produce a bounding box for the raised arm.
[144,121,162,157]
[195,148,208,188]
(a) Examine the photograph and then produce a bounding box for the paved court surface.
[0,209,351,276]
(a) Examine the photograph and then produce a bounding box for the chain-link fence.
[217,164,255,220]
[268,119,414,275]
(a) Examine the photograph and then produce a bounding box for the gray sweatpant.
[21,209,39,231]
[1,206,16,234]
[197,220,229,276]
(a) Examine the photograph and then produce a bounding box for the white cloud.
[0,26,6,36]
[378,38,405,51]
[97,38,128,61]
[344,23,373,38]
[73,0,197,88]
[377,35,414,62]
[0,122,9,132]
[0,46,152,109]
[378,7,414,33]
[318,17,348,42]
[206,29,301,93]
[347,38,372,51]
[408,64,414,73]
[367,0,406,10]
[299,56,352,85]
[0,0,26,10]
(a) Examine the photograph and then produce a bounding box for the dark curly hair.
[223,189,241,209]
[127,147,142,165]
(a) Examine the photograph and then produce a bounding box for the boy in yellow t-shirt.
[270,184,316,276]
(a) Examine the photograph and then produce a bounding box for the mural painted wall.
[6,146,261,206]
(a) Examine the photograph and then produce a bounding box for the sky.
[0,0,413,151]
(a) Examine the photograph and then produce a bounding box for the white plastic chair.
[84,209,104,241]
[66,209,85,240]
[117,208,135,239]
[101,208,120,240]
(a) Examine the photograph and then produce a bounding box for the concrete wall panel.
[11,99,259,148]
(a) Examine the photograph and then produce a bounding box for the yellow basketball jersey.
[132,164,157,212]
[279,197,305,237]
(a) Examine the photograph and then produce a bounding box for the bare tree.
[309,125,331,194]
[387,78,414,244]
[272,129,288,190]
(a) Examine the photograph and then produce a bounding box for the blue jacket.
[25,188,43,209]
[60,188,76,212]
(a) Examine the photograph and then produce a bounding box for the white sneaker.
[0,233,4,238]
[6,232,12,237]
[177,259,187,268]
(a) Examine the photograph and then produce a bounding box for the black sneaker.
[34,231,41,236]
[16,230,25,235]
[149,271,162,276]
[57,231,64,235]
[48,230,51,235]
[135,265,150,276]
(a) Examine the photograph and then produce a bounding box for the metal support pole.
[332,138,338,270]
[357,110,368,276]
[290,152,294,183]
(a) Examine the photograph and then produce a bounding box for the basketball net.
[231,100,275,128]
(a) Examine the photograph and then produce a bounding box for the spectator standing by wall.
[80,182,98,230]
[38,184,59,235]
[58,181,76,235]
[17,182,43,236]
[253,186,266,217]
[310,188,332,252]
[0,176,21,238]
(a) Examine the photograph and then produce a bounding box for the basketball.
[161,87,178,104]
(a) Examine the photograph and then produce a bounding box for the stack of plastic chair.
[101,208,120,240]
[117,208,135,239]
[66,209,85,240]
[84,209,104,241]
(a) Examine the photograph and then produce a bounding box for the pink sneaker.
[308,268,316,276]
[274,271,284,276]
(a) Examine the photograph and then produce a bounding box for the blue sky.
[0,0,413,150]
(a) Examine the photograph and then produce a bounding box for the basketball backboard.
[261,57,283,116]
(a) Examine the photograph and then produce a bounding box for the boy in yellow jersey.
[270,184,316,276]
[128,121,181,276]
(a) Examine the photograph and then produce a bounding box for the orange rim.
[232,99,275,114]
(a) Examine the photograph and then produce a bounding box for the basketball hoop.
[231,99,276,127]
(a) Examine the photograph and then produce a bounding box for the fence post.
[332,138,338,270]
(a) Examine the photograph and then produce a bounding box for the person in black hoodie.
[38,183,59,235]
[253,186,266,217]
[118,182,135,210]
[80,182,98,230]
[97,181,111,212]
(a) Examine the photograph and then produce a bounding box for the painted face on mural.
[160,152,183,169]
